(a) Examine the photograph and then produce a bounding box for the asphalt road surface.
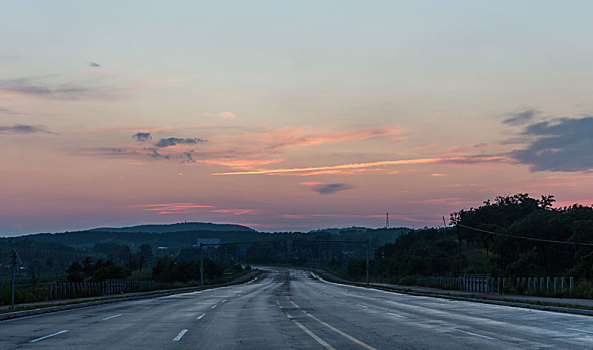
[2,267,593,349]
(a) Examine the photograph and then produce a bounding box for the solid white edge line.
[101,314,122,321]
[451,328,495,340]
[172,329,188,342]
[29,330,69,343]
[197,313,205,320]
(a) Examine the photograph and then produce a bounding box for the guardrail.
[47,280,155,299]
[429,275,575,296]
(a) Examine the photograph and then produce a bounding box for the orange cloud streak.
[212,156,509,176]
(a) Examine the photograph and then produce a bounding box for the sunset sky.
[2,1,593,236]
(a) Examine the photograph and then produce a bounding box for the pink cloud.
[133,203,213,214]
[218,112,236,119]
[280,213,381,219]
[76,126,171,134]
[195,158,284,169]
[258,125,406,150]
[210,209,259,216]
[412,198,479,206]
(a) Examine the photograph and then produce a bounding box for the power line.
[457,224,593,247]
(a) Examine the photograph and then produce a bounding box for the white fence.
[47,279,155,299]
[429,275,575,295]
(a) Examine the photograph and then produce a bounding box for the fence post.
[546,277,550,295]
[570,277,574,296]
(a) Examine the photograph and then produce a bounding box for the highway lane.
[2,267,593,349]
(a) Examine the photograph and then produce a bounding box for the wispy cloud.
[195,158,284,169]
[510,116,593,172]
[210,209,259,215]
[88,62,101,68]
[280,212,442,224]
[77,126,171,134]
[412,198,479,206]
[85,133,209,163]
[0,76,116,100]
[218,112,236,119]
[132,203,213,215]
[281,213,380,219]
[213,155,508,176]
[259,126,405,150]
[292,168,385,176]
[0,125,55,135]
[300,181,355,194]
[0,106,20,115]
[503,109,539,125]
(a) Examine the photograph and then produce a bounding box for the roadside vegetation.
[3,193,593,306]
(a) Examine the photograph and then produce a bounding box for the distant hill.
[90,222,255,233]
[308,226,371,235]
[3,222,257,250]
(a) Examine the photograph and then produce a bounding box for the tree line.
[361,194,593,285]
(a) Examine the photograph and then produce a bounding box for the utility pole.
[200,243,204,288]
[366,240,370,287]
[385,212,389,229]
[457,225,462,275]
[11,249,16,310]
[10,249,22,310]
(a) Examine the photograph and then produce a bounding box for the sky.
[2,1,593,236]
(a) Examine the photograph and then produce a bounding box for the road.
[2,267,593,349]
